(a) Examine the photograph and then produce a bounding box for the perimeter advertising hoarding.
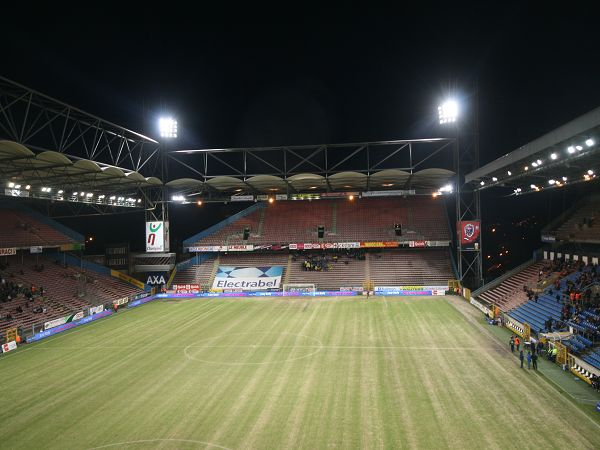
[146,221,169,252]
[458,221,481,251]
[0,247,16,256]
[212,266,283,291]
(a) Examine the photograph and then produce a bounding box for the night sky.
[2,5,599,277]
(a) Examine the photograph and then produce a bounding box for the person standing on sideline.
[510,335,515,353]
[519,349,524,368]
[527,351,532,369]
[532,352,538,370]
[515,336,521,352]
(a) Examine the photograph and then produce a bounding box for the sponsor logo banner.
[114,297,129,306]
[89,305,104,315]
[375,285,447,292]
[30,246,43,254]
[458,220,481,251]
[28,311,112,343]
[189,245,228,252]
[541,235,556,243]
[289,242,361,250]
[227,244,254,251]
[146,221,169,252]
[230,195,254,202]
[5,188,30,198]
[275,194,288,200]
[111,270,145,289]
[146,274,167,285]
[213,266,283,291]
[0,247,17,256]
[2,341,17,353]
[361,190,415,197]
[156,290,358,298]
[44,316,69,330]
[360,241,399,248]
[173,284,201,293]
[409,240,426,248]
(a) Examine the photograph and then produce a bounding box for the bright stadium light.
[492,177,497,182]
[8,182,14,188]
[507,170,512,176]
[480,181,485,186]
[159,117,178,138]
[548,179,556,185]
[550,153,557,160]
[576,145,583,151]
[532,162,538,168]
[567,146,575,153]
[562,176,567,181]
[438,99,459,124]
[588,170,594,175]
[58,190,63,194]
[586,138,595,147]
[25,185,31,190]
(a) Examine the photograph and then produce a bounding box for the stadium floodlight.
[492,177,497,182]
[58,190,63,194]
[576,145,583,151]
[25,185,30,190]
[8,182,14,188]
[14,184,21,189]
[537,159,542,165]
[524,166,529,171]
[137,198,142,203]
[438,99,458,124]
[567,146,575,153]
[348,194,355,200]
[439,184,453,193]
[268,197,275,204]
[531,162,538,168]
[196,200,203,206]
[507,170,512,176]
[586,138,594,147]
[550,153,557,160]
[588,170,594,175]
[562,176,567,181]
[548,179,556,185]
[109,195,116,200]
[159,117,178,138]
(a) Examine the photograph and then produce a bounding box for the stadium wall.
[183,202,265,249]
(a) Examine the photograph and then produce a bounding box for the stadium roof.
[166,139,456,198]
[465,106,600,195]
[166,168,455,196]
[0,140,162,207]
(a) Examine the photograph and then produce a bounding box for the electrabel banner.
[212,266,283,291]
[146,221,169,252]
[458,221,481,251]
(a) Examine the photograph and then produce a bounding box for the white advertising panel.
[146,221,168,252]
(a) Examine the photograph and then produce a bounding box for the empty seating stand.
[0,209,77,247]
[190,197,450,247]
[477,262,546,311]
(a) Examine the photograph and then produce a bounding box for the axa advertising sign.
[146,221,169,252]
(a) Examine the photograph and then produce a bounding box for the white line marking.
[87,438,232,449]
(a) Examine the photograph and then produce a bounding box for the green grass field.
[1,296,599,450]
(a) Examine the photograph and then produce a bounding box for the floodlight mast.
[438,95,483,289]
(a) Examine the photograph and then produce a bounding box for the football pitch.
[1,296,599,450]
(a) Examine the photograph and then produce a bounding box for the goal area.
[282,283,316,296]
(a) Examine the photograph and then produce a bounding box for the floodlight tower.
[439,96,483,290]
[144,117,177,251]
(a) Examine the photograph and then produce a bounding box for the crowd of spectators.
[294,249,366,272]
[1,263,47,323]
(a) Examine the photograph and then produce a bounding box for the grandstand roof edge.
[465,106,600,183]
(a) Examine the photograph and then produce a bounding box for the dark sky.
[2,4,599,270]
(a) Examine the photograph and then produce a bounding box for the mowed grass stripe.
[1,296,599,450]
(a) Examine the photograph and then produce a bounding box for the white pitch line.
[87,438,232,449]
[24,344,492,351]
